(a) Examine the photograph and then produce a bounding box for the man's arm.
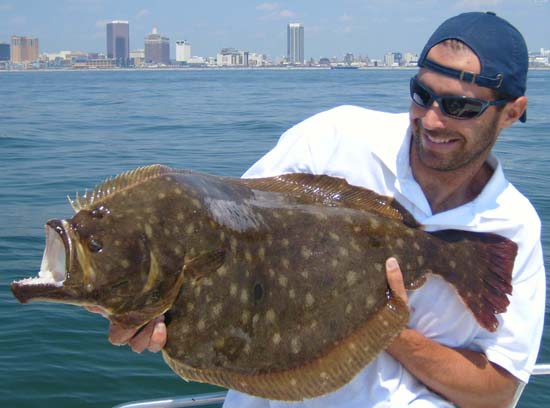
[385,258,519,408]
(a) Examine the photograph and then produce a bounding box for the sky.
[1,0,549,60]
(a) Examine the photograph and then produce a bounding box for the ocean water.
[0,69,548,407]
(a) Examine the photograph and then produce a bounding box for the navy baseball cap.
[417,12,528,122]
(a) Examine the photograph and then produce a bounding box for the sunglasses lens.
[411,79,431,107]
[441,98,484,119]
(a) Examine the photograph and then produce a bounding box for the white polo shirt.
[223,105,545,408]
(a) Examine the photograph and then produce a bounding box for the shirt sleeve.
[472,210,546,383]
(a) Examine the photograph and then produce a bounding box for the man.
[103,12,545,408]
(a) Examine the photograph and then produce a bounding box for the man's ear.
[500,96,528,129]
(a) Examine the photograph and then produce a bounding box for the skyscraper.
[287,23,304,64]
[106,21,130,65]
[144,27,170,65]
[10,36,39,63]
[175,40,191,63]
[0,43,10,61]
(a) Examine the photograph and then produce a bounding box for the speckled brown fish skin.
[10,165,517,401]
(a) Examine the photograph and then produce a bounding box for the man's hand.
[383,258,518,408]
[385,257,408,304]
[85,306,167,353]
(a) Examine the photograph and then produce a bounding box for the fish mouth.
[11,220,70,303]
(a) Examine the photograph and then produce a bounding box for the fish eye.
[253,283,264,302]
[88,238,103,253]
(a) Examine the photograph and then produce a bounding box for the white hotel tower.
[287,23,304,64]
[176,40,191,63]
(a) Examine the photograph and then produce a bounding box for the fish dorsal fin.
[68,164,174,212]
[240,173,419,227]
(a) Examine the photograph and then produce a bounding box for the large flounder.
[11,165,517,401]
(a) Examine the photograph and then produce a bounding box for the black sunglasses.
[410,76,509,120]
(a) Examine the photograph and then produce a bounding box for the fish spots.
[144,224,153,238]
[244,249,253,263]
[396,238,405,249]
[120,259,130,269]
[301,271,309,279]
[289,289,296,299]
[350,239,361,253]
[339,247,349,257]
[158,192,166,200]
[332,259,338,268]
[174,187,183,195]
[281,258,290,269]
[281,239,290,248]
[346,271,358,286]
[369,218,380,230]
[305,293,315,307]
[185,224,195,235]
[449,260,457,269]
[278,275,288,288]
[291,338,301,354]
[265,309,276,323]
[212,303,223,318]
[290,378,298,387]
[187,302,195,313]
[301,246,313,260]
[191,198,202,209]
[240,289,249,304]
[252,313,260,326]
[346,304,353,315]
[230,283,238,297]
[272,333,281,345]
[197,319,206,331]
[375,263,383,273]
[241,310,250,325]
[258,247,266,262]
[177,213,185,221]
[417,255,424,267]
[413,242,421,251]
[217,265,228,277]
[329,232,340,242]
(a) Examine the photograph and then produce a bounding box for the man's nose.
[421,101,447,130]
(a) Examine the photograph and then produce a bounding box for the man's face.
[409,44,505,172]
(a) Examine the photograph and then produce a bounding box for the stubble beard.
[411,114,501,172]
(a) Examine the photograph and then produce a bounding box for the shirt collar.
[371,123,509,224]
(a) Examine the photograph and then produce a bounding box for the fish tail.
[430,230,517,332]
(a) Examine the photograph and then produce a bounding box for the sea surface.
[0,69,548,408]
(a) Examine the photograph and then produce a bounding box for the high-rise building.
[175,40,191,63]
[144,27,170,65]
[10,36,39,63]
[106,21,130,65]
[0,43,10,61]
[287,23,304,64]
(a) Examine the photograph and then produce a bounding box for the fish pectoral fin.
[183,249,226,281]
[240,173,420,227]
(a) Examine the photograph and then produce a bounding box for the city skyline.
[1,1,549,60]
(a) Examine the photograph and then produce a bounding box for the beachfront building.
[144,27,170,65]
[130,49,145,67]
[287,23,304,64]
[10,36,39,63]
[106,21,130,66]
[176,40,191,63]
[0,43,9,61]
[216,48,249,67]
